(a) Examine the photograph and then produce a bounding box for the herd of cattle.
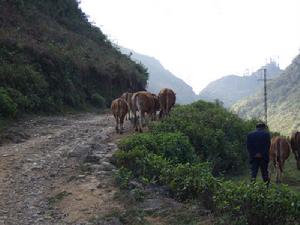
[270,131,300,183]
[111,89,300,184]
[111,88,176,133]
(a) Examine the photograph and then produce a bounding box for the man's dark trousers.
[250,157,269,182]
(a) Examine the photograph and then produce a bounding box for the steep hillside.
[120,48,199,104]
[0,0,148,118]
[199,62,282,107]
[232,55,300,134]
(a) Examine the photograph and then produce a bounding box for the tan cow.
[158,88,176,118]
[121,92,133,120]
[111,98,128,134]
[269,136,291,183]
[131,91,155,132]
[151,93,160,121]
[291,131,300,170]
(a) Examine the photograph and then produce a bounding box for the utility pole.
[263,68,267,125]
[258,68,268,125]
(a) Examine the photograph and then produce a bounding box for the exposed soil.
[0,113,131,225]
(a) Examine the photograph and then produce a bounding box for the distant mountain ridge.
[199,61,282,107]
[120,47,199,104]
[232,54,300,134]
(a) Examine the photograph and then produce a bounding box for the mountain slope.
[232,55,300,134]
[0,0,148,118]
[199,62,282,107]
[120,48,199,104]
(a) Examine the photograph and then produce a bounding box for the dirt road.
[0,113,128,225]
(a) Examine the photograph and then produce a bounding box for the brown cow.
[131,91,155,132]
[269,136,291,183]
[291,131,300,170]
[121,92,133,120]
[158,88,176,118]
[151,93,160,120]
[111,98,128,134]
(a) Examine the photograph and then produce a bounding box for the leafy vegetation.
[0,0,148,119]
[150,100,256,174]
[114,100,300,224]
[214,182,300,225]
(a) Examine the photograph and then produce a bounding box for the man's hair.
[256,123,267,129]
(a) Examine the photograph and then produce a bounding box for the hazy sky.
[80,0,300,93]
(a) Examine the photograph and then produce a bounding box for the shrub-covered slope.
[232,54,300,134]
[114,100,300,224]
[0,0,148,118]
[199,61,282,107]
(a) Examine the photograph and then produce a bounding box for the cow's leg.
[120,115,125,134]
[159,110,163,119]
[275,164,281,183]
[133,111,138,131]
[138,110,143,132]
[116,116,120,133]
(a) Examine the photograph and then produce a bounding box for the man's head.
[256,122,268,130]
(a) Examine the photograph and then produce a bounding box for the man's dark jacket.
[247,129,271,162]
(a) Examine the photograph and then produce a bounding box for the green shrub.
[162,162,220,208]
[91,93,106,108]
[115,146,148,177]
[115,167,134,189]
[4,88,29,114]
[214,181,300,225]
[0,88,17,118]
[118,132,196,164]
[150,100,256,174]
[118,133,156,152]
[115,146,171,183]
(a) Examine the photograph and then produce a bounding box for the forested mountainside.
[232,54,300,134]
[199,61,282,107]
[0,0,148,118]
[120,47,199,104]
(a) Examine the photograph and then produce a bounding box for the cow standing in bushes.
[151,93,160,120]
[120,92,133,120]
[291,131,300,169]
[269,136,291,183]
[111,98,128,134]
[131,91,155,132]
[158,88,176,118]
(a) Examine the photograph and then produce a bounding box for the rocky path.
[0,113,129,225]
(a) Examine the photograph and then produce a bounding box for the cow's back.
[111,98,128,118]
[158,88,176,111]
[151,93,160,111]
[132,91,155,113]
[270,136,290,164]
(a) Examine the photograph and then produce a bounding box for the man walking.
[247,123,271,183]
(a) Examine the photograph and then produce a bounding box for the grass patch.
[227,157,300,192]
